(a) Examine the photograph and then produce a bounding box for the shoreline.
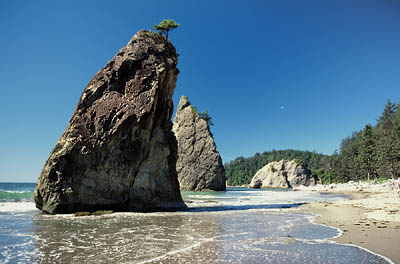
[2,183,400,262]
[297,181,400,263]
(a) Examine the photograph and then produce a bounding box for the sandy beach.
[297,180,400,263]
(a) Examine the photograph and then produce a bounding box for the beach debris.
[74,210,113,217]
[74,212,91,217]
[283,235,297,244]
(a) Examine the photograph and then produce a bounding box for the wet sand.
[298,184,400,264]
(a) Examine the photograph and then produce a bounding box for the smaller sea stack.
[173,96,226,191]
[249,159,318,189]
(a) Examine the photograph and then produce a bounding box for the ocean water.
[0,183,393,263]
[0,182,35,202]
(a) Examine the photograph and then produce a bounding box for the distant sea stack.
[34,30,186,214]
[172,96,226,191]
[249,160,318,189]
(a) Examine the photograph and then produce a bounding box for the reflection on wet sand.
[186,202,304,212]
[32,211,222,263]
[32,208,390,264]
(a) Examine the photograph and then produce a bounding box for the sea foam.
[0,202,38,212]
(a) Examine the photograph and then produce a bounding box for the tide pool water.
[0,184,393,263]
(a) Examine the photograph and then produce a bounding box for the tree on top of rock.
[154,19,180,40]
[199,111,214,126]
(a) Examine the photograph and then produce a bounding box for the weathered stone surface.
[172,96,226,191]
[249,160,318,189]
[34,30,186,214]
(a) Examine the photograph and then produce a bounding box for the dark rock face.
[34,30,186,214]
[172,96,226,191]
[249,160,318,189]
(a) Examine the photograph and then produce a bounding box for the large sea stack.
[34,30,186,214]
[249,160,318,189]
[172,96,226,191]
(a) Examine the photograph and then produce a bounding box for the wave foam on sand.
[296,179,400,263]
[0,202,38,212]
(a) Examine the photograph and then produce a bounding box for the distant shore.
[297,180,400,263]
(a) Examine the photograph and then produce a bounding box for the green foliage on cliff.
[199,111,214,126]
[190,105,198,115]
[225,100,400,186]
[294,159,304,166]
[190,106,214,126]
[153,19,179,39]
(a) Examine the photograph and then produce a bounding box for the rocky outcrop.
[172,96,226,191]
[249,160,318,189]
[34,30,186,214]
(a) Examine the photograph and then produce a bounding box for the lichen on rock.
[34,30,186,214]
[172,96,226,191]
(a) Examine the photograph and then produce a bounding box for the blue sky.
[1,0,399,182]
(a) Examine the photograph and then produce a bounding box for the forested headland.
[225,100,400,186]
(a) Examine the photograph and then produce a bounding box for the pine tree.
[153,19,179,40]
[377,100,396,132]
[376,100,397,178]
[337,132,362,181]
[357,124,378,181]
[199,111,214,126]
[389,105,400,179]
